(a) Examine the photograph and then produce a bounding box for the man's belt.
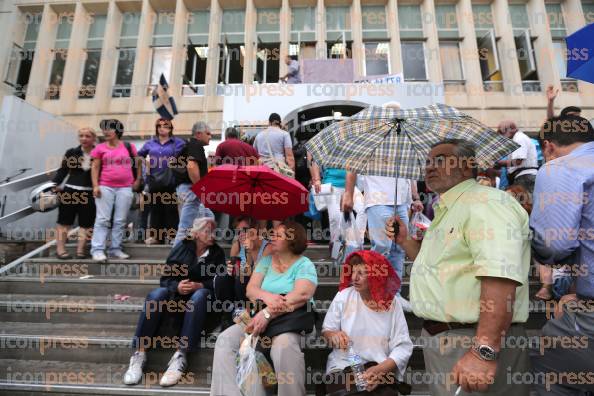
[422,320,476,336]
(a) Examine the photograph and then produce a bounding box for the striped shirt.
[530,142,594,299]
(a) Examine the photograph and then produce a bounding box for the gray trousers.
[531,307,594,396]
[421,326,531,396]
[210,324,306,396]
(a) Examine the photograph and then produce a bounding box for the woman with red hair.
[320,250,413,395]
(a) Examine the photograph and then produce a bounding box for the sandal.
[76,252,89,259]
[56,251,72,260]
[534,284,553,301]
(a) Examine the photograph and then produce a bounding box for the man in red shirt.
[214,127,259,166]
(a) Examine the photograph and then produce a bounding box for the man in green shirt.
[386,139,531,395]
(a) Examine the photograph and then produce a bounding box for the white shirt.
[359,176,412,208]
[322,287,413,380]
[509,131,538,177]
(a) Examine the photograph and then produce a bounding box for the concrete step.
[45,243,335,261]
[0,291,551,330]
[0,359,435,395]
[20,258,346,279]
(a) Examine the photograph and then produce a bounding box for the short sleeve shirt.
[253,127,293,160]
[175,138,208,184]
[254,255,318,295]
[410,179,531,323]
[91,142,137,187]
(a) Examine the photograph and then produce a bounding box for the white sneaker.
[160,351,187,387]
[397,295,413,313]
[110,250,130,259]
[92,251,107,262]
[123,351,146,385]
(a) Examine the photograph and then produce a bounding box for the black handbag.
[147,167,176,192]
[261,302,316,339]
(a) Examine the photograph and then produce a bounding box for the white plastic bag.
[312,183,333,211]
[408,211,431,240]
[236,334,263,396]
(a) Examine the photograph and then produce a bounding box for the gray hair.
[190,217,216,234]
[431,139,478,177]
[192,121,210,135]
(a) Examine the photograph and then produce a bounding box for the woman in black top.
[52,128,97,259]
[123,217,235,387]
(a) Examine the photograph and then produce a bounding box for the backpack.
[293,141,309,186]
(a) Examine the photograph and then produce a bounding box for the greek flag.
[152,74,178,120]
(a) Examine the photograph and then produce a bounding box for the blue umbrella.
[566,23,594,84]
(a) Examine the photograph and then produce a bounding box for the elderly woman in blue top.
[137,118,185,244]
[211,221,318,396]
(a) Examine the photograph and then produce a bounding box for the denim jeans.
[133,287,211,352]
[91,186,134,255]
[174,183,214,246]
[365,204,409,288]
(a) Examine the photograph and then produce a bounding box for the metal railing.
[0,168,58,228]
[0,168,60,274]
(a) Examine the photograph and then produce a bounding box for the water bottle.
[347,342,367,391]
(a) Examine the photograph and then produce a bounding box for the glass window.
[436,5,458,38]
[256,9,280,83]
[398,5,423,39]
[150,47,173,85]
[6,13,40,99]
[401,42,426,80]
[47,15,73,99]
[583,2,594,24]
[47,50,67,99]
[326,6,350,32]
[219,10,246,84]
[546,4,566,39]
[184,11,210,95]
[472,4,494,29]
[440,42,464,81]
[23,13,42,49]
[364,42,390,76]
[113,12,140,98]
[113,49,135,97]
[552,39,578,91]
[362,6,388,40]
[477,29,503,91]
[291,7,316,43]
[152,12,174,46]
[508,4,530,29]
[514,29,540,91]
[80,15,106,99]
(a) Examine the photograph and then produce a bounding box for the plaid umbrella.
[305,103,519,181]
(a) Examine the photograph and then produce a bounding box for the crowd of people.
[49,90,593,395]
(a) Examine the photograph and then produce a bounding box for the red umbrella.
[192,165,309,220]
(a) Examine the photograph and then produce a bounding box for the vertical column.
[205,0,222,97]
[61,3,89,112]
[456,0,483,95]
[244,0,256,84]
[130,0,154,112]
[421,0,442,83]
[170,0,189,95]
[279,0,290,77]
[351,0,363,78]
[96,1,122,113]
[492,0,522,95]
[563,0,591,94]
[527,0,559,89]
[386,0,403,75]
[315,0,326,58]
[26,4,57,107]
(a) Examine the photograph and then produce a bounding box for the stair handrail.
[0,167,58,227]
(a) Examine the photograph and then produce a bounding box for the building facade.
[1,0,592,140]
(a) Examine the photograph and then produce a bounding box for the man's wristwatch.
[472,343,498,361]
[262,308,271,321]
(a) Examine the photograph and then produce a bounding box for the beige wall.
[1,0,592,137]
